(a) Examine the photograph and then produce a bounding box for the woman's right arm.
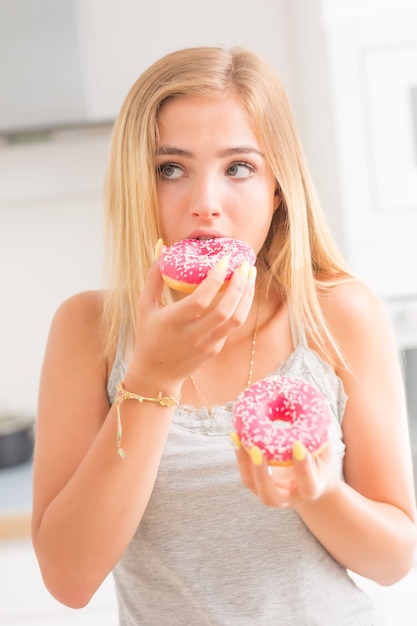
[31,290,180,609]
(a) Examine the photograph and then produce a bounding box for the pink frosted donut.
[159,237,256,293]
[233,376,331,465]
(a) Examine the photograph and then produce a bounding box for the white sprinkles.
[159,238,256,285]
[233,375,331,464]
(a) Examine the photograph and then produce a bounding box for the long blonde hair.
[102,46,354,361]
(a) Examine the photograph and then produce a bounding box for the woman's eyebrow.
[156,146,192,157]
[218,146,264,158]
[156,145,264,158]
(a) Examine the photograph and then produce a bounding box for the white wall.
[0,130,109,415]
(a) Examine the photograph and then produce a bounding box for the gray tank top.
[107,329,377,625]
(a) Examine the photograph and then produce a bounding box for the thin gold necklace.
[189,299,260,411]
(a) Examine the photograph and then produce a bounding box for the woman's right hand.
[125,257,257,392]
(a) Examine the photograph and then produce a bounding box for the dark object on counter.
[0,416,34,468]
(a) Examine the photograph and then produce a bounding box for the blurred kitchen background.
[0,0,416,624]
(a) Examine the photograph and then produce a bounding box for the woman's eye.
[226,162,255,179]
[157,163,183,180]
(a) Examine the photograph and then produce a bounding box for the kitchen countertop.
[0,460,32,539]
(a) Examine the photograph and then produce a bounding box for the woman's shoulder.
[319,279,389,328]
[54,290,105,320]
[41,291,111,397]
[318,279,397,369]
[49,290,106,348]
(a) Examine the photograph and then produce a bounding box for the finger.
[182,256,234,312]
[218,264,256,323]
[190,257,255,310]
[249,447,294,506]
[232,434,258,493]
[234,438,293,507]
[154,238,165,260]
[187,264,256,342]
[292,441,321,500]
[137,259,166,311]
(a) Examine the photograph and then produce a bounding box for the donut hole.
[267,397,299,430]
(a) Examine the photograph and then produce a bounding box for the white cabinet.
[0,127,110,415]
[324,4,417,299]
[289,0,417,301]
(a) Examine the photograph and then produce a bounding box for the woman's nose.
[189,175,222,219]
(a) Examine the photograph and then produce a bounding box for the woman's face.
[155,95,279,253]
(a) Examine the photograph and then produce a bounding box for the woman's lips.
[186,230,226,240]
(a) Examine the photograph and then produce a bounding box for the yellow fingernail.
[230,432,241,450]
[217,256,230,273]
[238,260,250,279]
[154,238,163,260]
[248,266,257,283]
[250,445,263,466]
[292,441,306,462]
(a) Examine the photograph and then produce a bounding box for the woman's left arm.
[296,281,417,585]
[235,281,417,585]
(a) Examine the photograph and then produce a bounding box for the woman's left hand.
[232,436,337,509]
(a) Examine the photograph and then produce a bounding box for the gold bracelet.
[115,382,181,458]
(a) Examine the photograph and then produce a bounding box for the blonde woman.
[32,47,416,625]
